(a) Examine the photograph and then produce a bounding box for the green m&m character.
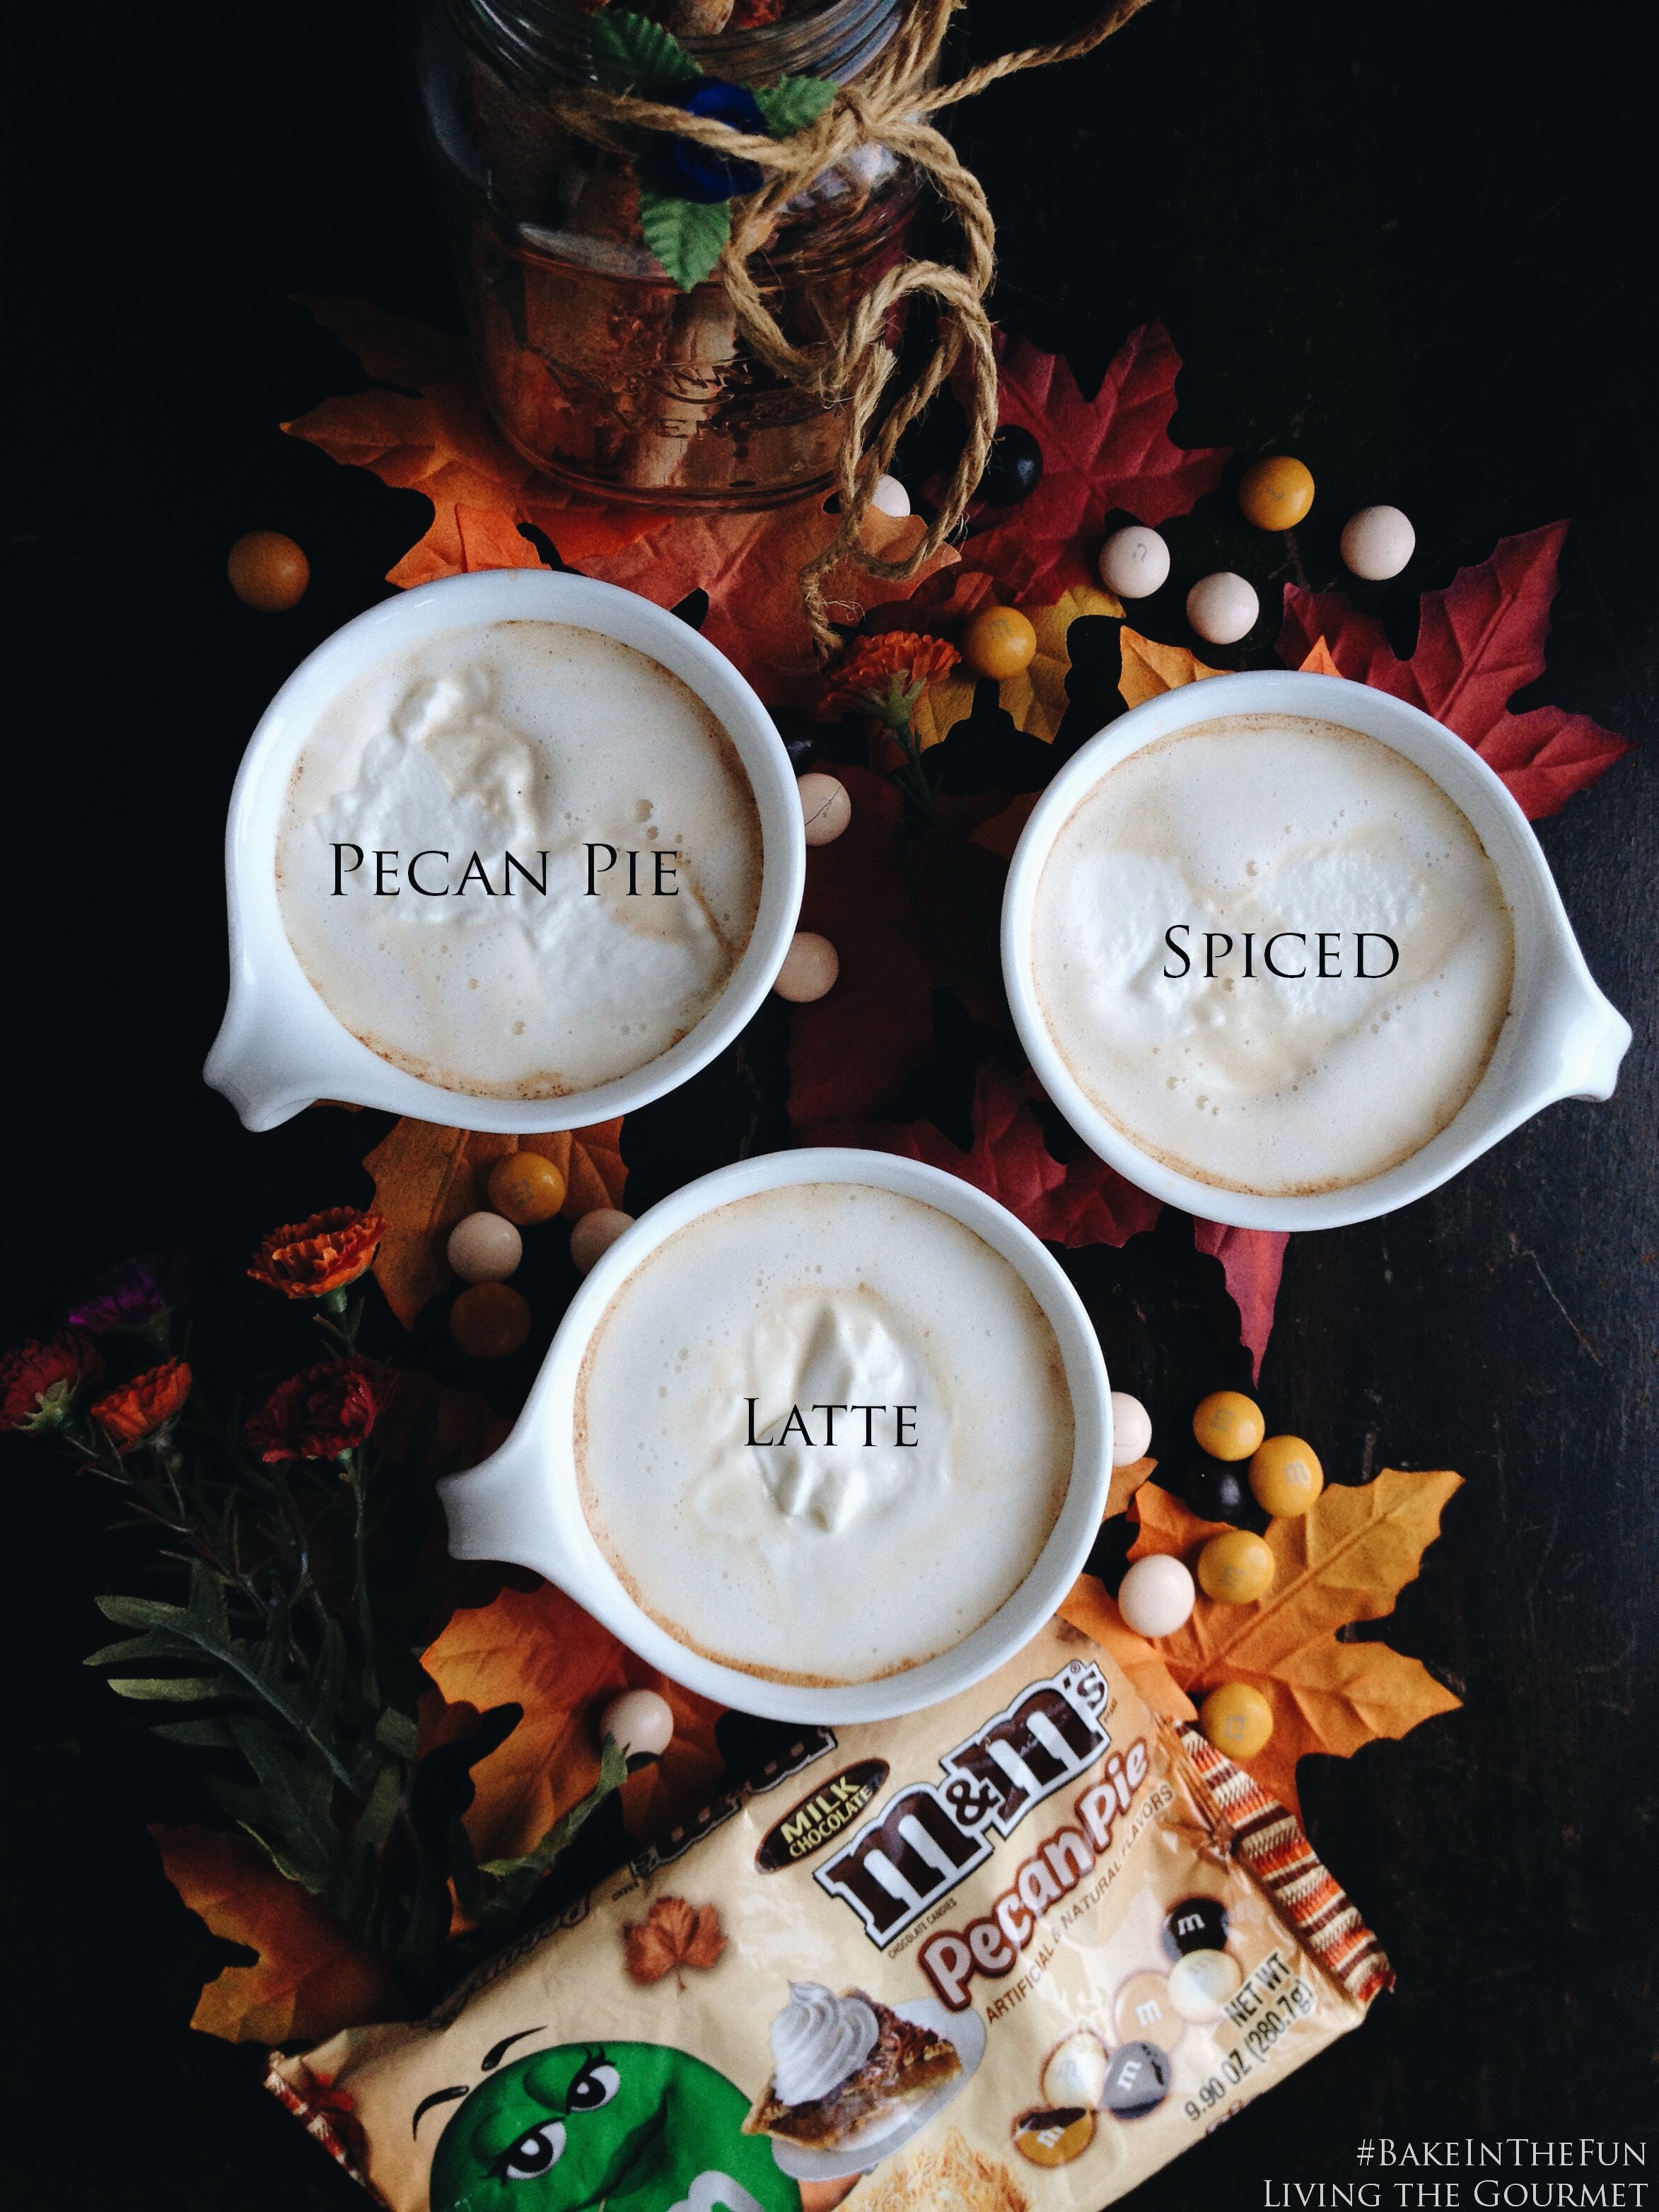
[429,2040,801,2212]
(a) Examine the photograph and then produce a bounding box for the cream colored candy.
[1110,1390,1153,1466]
[1098,525,1170,599]
[773,931,839,1003]
[1117,1553,1195,1638]
[798,772,851,846]
[1186,571,1259,644]
[446,1211,523,1283]
[598,1687,674,1759]
[870,474,912,518]
[571,1207,634,1275]
[1168,1946,1243,2022]
[1341,503,1415,581]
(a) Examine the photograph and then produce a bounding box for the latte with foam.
[1030,713,1515,1196]
[575,1182,1074,1685]
[275,619,763,1098]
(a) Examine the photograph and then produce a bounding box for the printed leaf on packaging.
[420,1578,725,1870]
[957,325,1230,602]
[284,300,668,585]
[1113,1474,1464,1815]
[639,185,732,293]
[363,1119,626,1329]
[151,1826,407,2044]
[623,1895,727,1986]
[1276,523,1630,820]
[804,1060,1163,1251]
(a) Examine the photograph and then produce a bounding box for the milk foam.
[275,620,762,1098]
[576,1183,1074,1684]
[1032,714,1515,1194]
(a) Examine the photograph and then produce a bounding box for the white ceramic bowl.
[205,568,805,1132]
[438,1149,1112,1723]
[1002,670,1629,1232]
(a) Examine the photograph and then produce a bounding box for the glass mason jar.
[419,0,923,508]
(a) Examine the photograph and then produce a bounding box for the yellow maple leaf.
[914,583,1124,750]
[1117,624,1226,707]
[362,1119,625,1329]
[1067,1472,1462,1817]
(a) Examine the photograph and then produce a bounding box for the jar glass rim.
[452,0,904,88]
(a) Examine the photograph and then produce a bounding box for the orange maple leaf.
[420,1578,724,1874]
[1117,624,1226,708]
[284,298,666,583]
[151,1827,407,2044]
[623,1895,726,1986]
[362,1119,626,1329]
[1066,1474,1462,1817]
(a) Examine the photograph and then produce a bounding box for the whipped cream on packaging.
[274,619,762,1099]
[769,1985,880,2105]
[272,1619,1390,2212]
[575,1182,1074,1684]
[1031,714,1515,1195]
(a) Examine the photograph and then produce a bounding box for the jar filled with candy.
[419,0,924,508]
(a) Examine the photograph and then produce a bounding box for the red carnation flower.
[248,1207,385,1300]
[0,1333,103,1431]
[90,1358,194,1453]
[244,1357,397,1465]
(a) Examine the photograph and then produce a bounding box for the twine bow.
[543,0,1158,654]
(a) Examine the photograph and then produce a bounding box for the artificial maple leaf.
[375,1369,513,1479]
[921,583,1124,750]
[582,499,957,711]
[624,1895,726,1986]
[804,1059,1162,1251]
[284,299,667,582]
[785,769,1007,1127]
[420,1578,724,1866]
[1119,1474,1463,1816]
[1298,634,1342,677]
[151,1827,406,2044]
[957,325,1230,603]
[1191,1221,1290,1383]
[1117,624,1225,708]
[362,1119,626,1329]
[1105,1454,1158,1522]
[1276,523,1629,820]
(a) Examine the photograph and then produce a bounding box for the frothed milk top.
[576,1183,1074,1684]
[275,620,762,1098]
[1032,714,1515,1195]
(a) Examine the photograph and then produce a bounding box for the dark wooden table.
[7,1,1654,2202]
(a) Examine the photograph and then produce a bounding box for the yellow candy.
[1238,455,1315,530]
[962,604,1037,680]
[1200,1682,1274,1759]
[1192,1390,1264,1462]
[487,1151,567,1226]
[1249,1434,1325,1517]
[1197,1529,1276,1603]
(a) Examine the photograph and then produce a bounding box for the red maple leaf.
[1276,523,1629,820]
[957,324,1230,603]
[803,1059,1161,1250]
[1191,1221,1289,1383]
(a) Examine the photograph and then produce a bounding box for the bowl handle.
[437,1436,589,1595]
[1539,964,1631,1105]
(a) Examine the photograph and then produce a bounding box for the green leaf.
[353,1757,404,1858]
[639,183,730,293]
[476,1736,629,1922]
[95,1593,191,1632]
[751,73,835,136]
[106,1675,221,1702]
[85,1631,182,1667]
[590,8,701,98]
[375,1706,419,1761]
[152,1716,237,1748]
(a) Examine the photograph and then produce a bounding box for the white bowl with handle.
[205,566,805,1133]
[438,1148,1112,1723]
[1001,669,1629,1232]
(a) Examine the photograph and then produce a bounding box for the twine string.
[542,0,1157,652]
